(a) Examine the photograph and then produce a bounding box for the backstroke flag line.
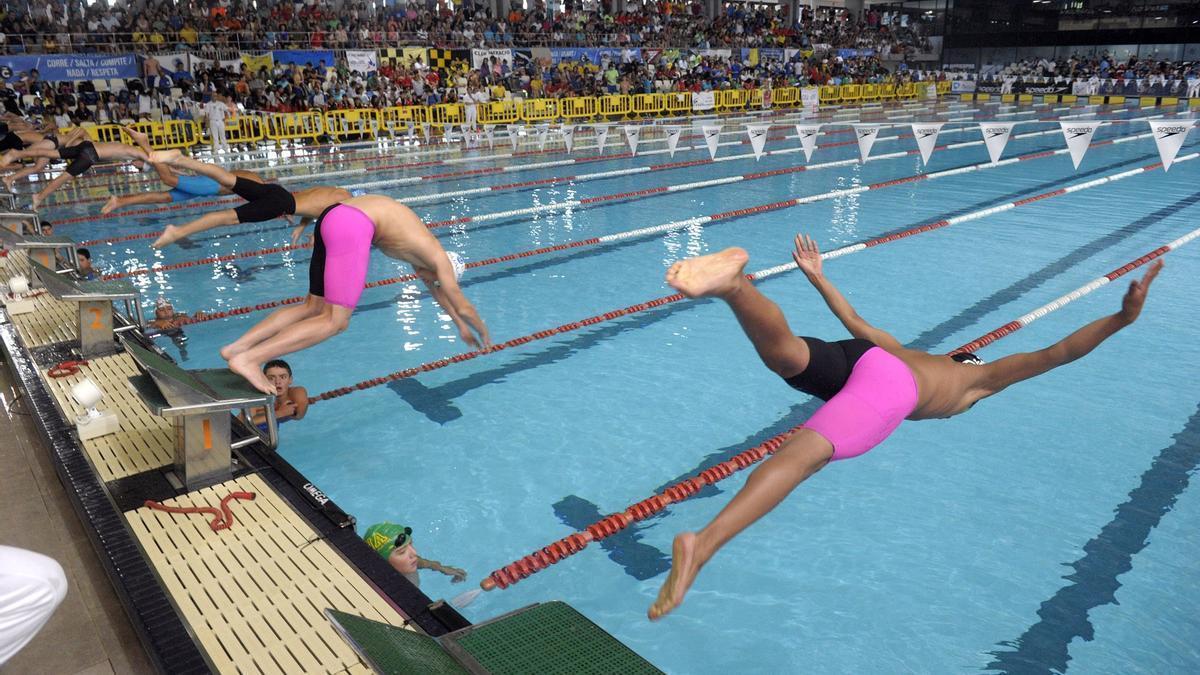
[911,122,944,166]
[1060,121,1102,169]
[795,124,821,162]
[1148,119,1194,171]
[979,122,1014,164]
[703,125,723,160]
[623,125,642,156]
[853,124,881,163]
[664,126,682,157]
[746,124,771,160]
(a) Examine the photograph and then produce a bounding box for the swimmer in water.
[648,236,1164,620]
[100,127,265,214]
[144,149,350,248]
[363,523,468,588]
[220,193,490,394]
[250,359,308,427]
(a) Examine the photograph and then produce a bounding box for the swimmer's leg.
[649,428,833,620]
[101,191,173,215]
[148,150,238,189]
[667,247,809,378]
[123,126,178,187]
[152,208,240,248]
[31,172,74,211]
[220,294,326,361]
[2,158,49,190]
[225,297,351,395]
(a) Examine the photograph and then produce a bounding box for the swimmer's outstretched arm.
[416,557,467,583]
[970,259,1163,400]
[793,234,902,351]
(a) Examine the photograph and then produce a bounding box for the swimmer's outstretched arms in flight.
[648,236,1164,620]
[221,194,490,394]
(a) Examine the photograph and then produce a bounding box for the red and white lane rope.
[478,225,1200,591]
[302,148,1196,406]
[101,123,1153,282]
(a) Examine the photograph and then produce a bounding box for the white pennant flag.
[623,125,641,155]
[795,124,821,162]
[508,126,520,152]
[421,122,431,143]
[561,125,576,154]
[853,124,881,163]
[911,122,944,166]
[536,124,550,151]
[702,125,723,160]
[664,126,682,157]
[483,126,494,149]
[746,124,771,161]
[979,122,1014,164]
[1148,119,1194,172]
[594,124,611,154]
[1059,121,1102,169]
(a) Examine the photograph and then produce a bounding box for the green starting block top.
[326,601,663,675]
[29,257,137,301]
[15,234,75,248]
[124,339,272,416]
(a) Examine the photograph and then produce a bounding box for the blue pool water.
[42,101,1200,673]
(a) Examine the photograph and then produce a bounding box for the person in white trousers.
[0,546,68,666]
[205,94,235,153]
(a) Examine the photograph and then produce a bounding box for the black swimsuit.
[59,141,99,177]
[783,336,875,401]
[231,176,297,223]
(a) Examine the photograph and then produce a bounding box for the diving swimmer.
[220,194,489,394]
[647,236,1164,620]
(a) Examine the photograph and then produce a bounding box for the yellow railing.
[819,85,841,104]
[861,83,880,101]
[77,124,127,144]
[598,94,631,119]
[936,81,951,94]
[772,87,799,107]
[716,89,750,112]
[429,103,466,129]
[879,83,897,100]
[324,109,379,140]
[380,105,429,135]
[632,93,665,117]
[262,112,323,143]
[561,96,598,121]
[479,100,520,125]
[840,84,862,103]
[520,98,558,123]
[664,92,691,115]
[199,116,264,146]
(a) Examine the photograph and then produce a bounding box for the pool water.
[42,100,1200,673]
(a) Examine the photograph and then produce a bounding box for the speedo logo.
[751,130,766,137]
[915,127,939,138]
[1065,127,1094,138]
[1155,126,1189,138]
[857,129,877,138]
[985,127,1011,138]
[303,482,330,505]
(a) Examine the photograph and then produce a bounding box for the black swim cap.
[952,352,985,365]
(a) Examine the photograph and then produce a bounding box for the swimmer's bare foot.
[30,193,42,211]
[147,149,182,165]
[152,225,182,249]
[648,532,701,621]
[665,247,750,299]
[123,125,150,148]
[100,196,121,214]
[228,354,275,395]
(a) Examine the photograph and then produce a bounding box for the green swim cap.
[364,522,413,559]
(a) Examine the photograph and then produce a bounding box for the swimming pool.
[42,100,1200,673]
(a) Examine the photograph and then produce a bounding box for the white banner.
[800,87,819,112]
[911,122,944,166]
[746,124,771,161]
[979,122,1014,164]
[926,84,938,99]
[536,124,550,151]
[853,124,881,163]
[472,48,513,70]
[507,125,520,151]
[594,124,611,154]
[1149,120,1193,172]
[692,91,716,111]
[702,125,722,160]
[623,125,641,156]
[561,125,576,154]
[664,126,682,157]
[1059,121,1102,169]
[346,50,378,74]
[795,124,821,162]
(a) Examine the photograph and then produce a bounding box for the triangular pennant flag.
[746,124,771,161]
[421,123,431,143]
[561,125,576,154]
[483,126,494,149]
[623,125,641,156]
[853,124,881,163]
[664,126,682,157]
[1059,121,1102,169]
[911,122,943,166]
[702,125,722,160]
[795,124,821,162]
[1148,119,1193,172]
[508,125,520,152]
[979,122,1014,164]
[536,124,550,151]
[594,124,611,154]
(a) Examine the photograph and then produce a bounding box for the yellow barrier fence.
[598,95,631,119]
[632,93,665,117]
[879,83,897,100]
[429,103,466,130]
[479,100,520,125]
[716,89,750,112]
[262,112,323,144]
[561,96,598,121]
[324,109,379,140]
[840,84,862,103]
[78,124,127,144]
[936,81,951,95]
[520,98,558,123]
[380,105,429,135]
[819,85,841,105]
[861,83,880,102]
[664,92,691,115]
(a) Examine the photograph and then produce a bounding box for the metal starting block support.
[29,258,142,357]
[124,340,276,491]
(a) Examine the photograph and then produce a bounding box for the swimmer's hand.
[276,398,298,419]
[290,224,313,246]
[447,567,468,583]
[1117,259,1163,325]
[792,233,823,279]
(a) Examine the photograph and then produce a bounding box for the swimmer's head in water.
[363,522,413,559]
[952,352,985,365]
[263,359,293,395]
[446,250,465,281]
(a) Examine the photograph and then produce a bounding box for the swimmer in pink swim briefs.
[222,194,491,394]
[648,235,1164,620]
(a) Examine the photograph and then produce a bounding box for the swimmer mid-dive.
[1,135,150,210]
[100,127,265,214]
[146,149,349,248]
[648,236,1164,620]
[221,193,490,394]
[0,122,88,191]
